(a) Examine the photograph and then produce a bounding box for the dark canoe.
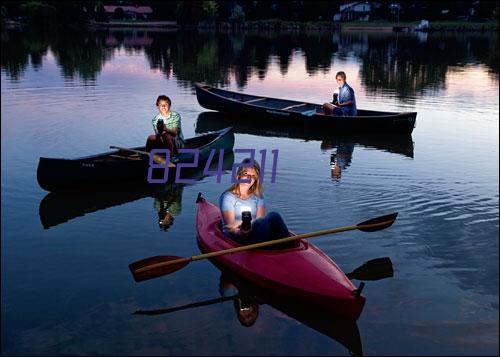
[196,111,414,158]
[195,83,417,134]
[39,152,235,229]
[37,127,234,191]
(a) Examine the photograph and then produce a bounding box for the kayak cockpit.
[215,220,304,251]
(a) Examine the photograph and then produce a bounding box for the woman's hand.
[238,222,252,237]
[222,210,251,237]
[227,222,251,237]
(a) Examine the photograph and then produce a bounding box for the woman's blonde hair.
[226,158,263,198]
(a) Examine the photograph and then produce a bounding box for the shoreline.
[3,19,498,33]
[103,20,498,33]
[90,20,178,28]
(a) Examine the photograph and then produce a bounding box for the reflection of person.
[219,158,291,245]
[218,274,259,327]
[330,143,354,181]
[233,295,259,327]
[145,95,185,154]
[153,184,183,231]
[322,71,357,116]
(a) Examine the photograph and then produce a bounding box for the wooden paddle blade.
[152,155,176,167]
[357,212,398,232]
[346,257,394,281]
[129,255,189,282]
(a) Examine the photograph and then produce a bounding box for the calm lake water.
[2,27,498,355]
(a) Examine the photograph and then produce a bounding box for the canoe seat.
[281,103,307,110]
[244,98,266,104]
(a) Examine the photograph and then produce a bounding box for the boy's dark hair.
[156,95,171,106]
[335,71,346,80]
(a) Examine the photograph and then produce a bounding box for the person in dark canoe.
[322,71,357,116]
[219,158,292,247]
[145,95,185,154]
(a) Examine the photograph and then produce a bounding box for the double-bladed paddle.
[129,213,398,282]
[110,146,175,167]
[134,295,238,316]
[133,257,393,316]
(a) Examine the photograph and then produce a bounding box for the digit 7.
[231,149,256,184]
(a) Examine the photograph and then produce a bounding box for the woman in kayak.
[219,158,291,246]
[145,95,185,154]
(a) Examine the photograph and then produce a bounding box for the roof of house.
[103,5,153,14]
[340,2,370,12]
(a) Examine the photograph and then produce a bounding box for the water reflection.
[197,111,413,157]
[219,272,363,356]
[320,141,354,181]
[345,32,500,102]
[134,269,363,356]
[155,185,182,231]
[197,111,413,183]
[38,152,234,230]
[2,27,497,93]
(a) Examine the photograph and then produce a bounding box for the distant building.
[102,5,153,20]
[337,1,372,21]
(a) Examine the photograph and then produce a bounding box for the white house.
[337,2,372,21]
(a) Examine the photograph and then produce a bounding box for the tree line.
[1,1,498,28]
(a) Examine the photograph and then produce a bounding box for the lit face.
[239,168,258,187]
[157,100,170,116]
[336,76,346,87]
[331,165,341,179]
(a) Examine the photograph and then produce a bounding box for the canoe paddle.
[133,257,393,315]
[129,213,398,282]
[110,146,175,167]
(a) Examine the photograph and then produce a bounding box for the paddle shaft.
[110,146,175,167]
[110,146,151,156]
[134,219,391,274]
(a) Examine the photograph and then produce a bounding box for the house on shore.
[334,1,372,21]
[102,5,153,20]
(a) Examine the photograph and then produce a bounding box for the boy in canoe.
[145,95,185,154]
[323,71,357,116]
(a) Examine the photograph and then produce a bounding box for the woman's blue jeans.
[227,212,291,248]
[250,211,290,244]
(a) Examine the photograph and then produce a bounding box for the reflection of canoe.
[39,182,176,230]
[195,84,416,134]
[37,127,234,191]
[39,152,235,229]
[219,269,363,356]
[196,111,414,158]
[196,198,366,320]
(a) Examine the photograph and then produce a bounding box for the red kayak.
[196,197,366,320]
